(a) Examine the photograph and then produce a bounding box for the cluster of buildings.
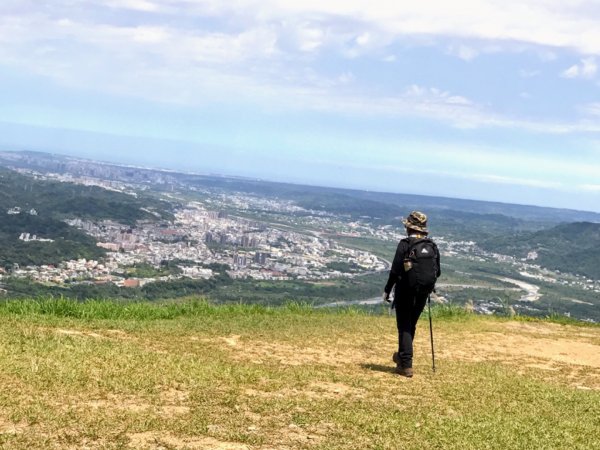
[18,233,54,243]
[11,259,115,285]
[7,207,38,216]
[6,197,388,287]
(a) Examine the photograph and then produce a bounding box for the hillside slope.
[481,221,600,279]
[0,300,598,449]
[0,168,174,267]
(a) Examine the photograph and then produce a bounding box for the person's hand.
[382,292,391,303]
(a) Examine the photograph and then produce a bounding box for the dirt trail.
[217,320,600,390]
[467,322,600,367]
[439,321,600,389]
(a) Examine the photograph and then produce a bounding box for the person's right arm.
[433,241,441,278]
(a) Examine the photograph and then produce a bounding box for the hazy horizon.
[2,142,600,216]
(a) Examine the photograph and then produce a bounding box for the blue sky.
[1,1,600,212]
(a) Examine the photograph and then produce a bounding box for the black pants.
[394,290,429,368]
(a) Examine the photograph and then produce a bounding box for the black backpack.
[403,238,438,293]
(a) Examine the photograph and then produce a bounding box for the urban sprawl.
[3,172,599,320]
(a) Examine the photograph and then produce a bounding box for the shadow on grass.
[361,363,395,374]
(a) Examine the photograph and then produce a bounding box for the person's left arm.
[383,240,407,300]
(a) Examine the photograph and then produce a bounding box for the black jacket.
[384,236,441,294]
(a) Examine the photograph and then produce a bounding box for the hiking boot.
[395,366,413,378]
[393,352,413,377]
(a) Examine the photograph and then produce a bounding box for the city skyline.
[1,1,600,212]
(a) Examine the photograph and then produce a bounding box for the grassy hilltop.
[0,299,598,449]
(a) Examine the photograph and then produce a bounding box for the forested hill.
[480,222,600,279]
[0,168,172,224]
[0,168,173,267]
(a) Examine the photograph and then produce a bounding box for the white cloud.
[468,174,565,190]
[147,0,600,56]
[6,1,600,57]
[3,1,600,136]
[403,85,472,105]
[537,49,557,62]
[581,102,600,116]
[355,32,370,46]
[338,72,355,84]
[580,184,600,192]
[561,57,598,79]
[131,26,169,43]
[448,44,479,61]
[294,24,326,52]
[104,0,160,12]
[286,85,600,135]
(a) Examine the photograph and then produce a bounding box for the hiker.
[382,211,441,377]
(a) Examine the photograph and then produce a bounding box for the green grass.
[0,298,597,449]
[0,298,365,321]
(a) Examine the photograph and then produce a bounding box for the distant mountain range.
[1,150,599,225]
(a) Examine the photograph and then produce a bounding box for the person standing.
[382,211,441,377]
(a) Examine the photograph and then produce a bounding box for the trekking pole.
[428,294,436,373]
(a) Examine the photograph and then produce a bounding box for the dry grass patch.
[437,319,600,390]
[0,417,28,436]
[127,432,250,450]
[0,301,598,449]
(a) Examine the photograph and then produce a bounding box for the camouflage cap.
[402,211,428,233]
